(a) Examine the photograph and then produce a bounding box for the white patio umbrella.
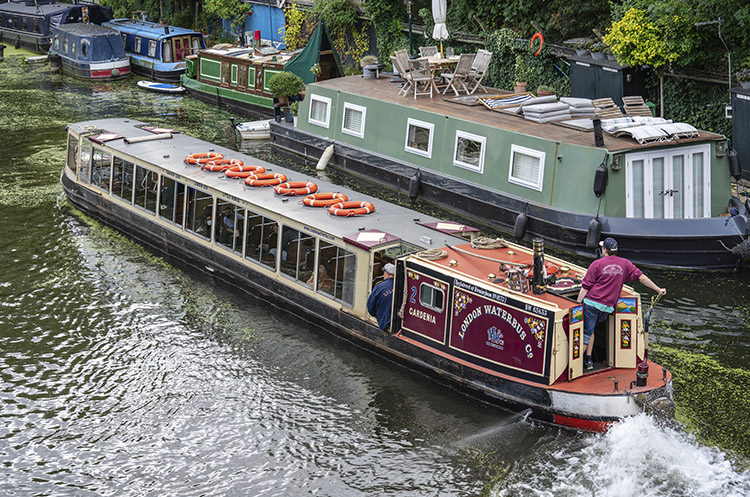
[432,0,449,57]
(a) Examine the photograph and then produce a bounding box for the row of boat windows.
[52,34,93,57]
[2,15,41,33]
[308,94,546,192]
[124,34,199,62]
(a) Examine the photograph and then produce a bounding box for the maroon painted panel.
[402,269,449,344]
[449,280,552,377]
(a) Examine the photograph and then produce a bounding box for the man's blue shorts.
[583,301,610,345]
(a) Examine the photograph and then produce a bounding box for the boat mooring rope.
[416,248,449,260]
[470,237,507,250]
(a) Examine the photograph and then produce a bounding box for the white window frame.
[148,39,157,58]
[308,94,331,128]
[135,37,142,53]
[341,102,366,138]
[508,144,545,191]
[404,118,434,158]
[625,144,711,219]
[453,130,486,173]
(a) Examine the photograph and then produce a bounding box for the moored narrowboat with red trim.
[60,118,675,431]
[49,23,130,80]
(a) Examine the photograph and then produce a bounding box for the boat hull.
[270,122,749,271]
[181,73,275,117]
[61,168,674,430]
[53,56,131,80]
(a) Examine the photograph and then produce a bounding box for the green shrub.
[267,71,305,98]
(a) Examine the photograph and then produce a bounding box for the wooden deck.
[312,76,721,152]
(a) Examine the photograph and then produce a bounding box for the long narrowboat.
[181,21,343,116]
[270,76,750,270]
[102,18,205,82]
[60,118,675,431]
[0,0,112,53]
[49,23,130,80]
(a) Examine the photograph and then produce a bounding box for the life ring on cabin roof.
[274,181,319,196]
[184,152,223,165]
[244,172,288,187]
[530,32,544,56]
[203,158,244,172]
[328,200,375,217]
[303,192,349,207]
[225,164,266,178]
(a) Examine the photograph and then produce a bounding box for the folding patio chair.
[442,53,475,96]
[466,49,492,94]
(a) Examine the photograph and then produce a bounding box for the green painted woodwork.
[247,67,256,89]
[180,75,274,110]
[199,57,221,83]
[231,64,238,85]
[263,69,281,93]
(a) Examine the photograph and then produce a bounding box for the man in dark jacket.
[367,263,395,331]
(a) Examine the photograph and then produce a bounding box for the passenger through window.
[318,241,356,305]
[245,211,278,271]
[185,187,213,238]
[159,176,184,224]
[215,199,245,255]
[277,226,315,285]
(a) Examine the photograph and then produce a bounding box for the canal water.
[1,54,749,496]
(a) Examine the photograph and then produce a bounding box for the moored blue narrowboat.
[0,0,112,53]
[49,23,130,80]
[102,18,205,82]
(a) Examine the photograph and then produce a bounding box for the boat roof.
[52,22,119,37]
[68,118,474,250]
[309,76,723,154]
[0,0,76,15]
[103,18,202,38]
[198,45,299,65]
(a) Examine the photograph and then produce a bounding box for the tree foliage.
[204,0,247,34]
[604,8,682,72]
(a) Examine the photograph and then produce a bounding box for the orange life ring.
[274,181,319,196]
[530,32,544,56]
[328,200,375,217]
[225,164,266,178]
[303,192,349,207]
[184,152,223,165]
[244,172,288,187]
[203,158,244,172]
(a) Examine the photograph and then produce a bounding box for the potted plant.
[537,84,555,97]
[267,71,305,105]
[289,101,300,126]
[514,55,532,93]
[360,55,378,78]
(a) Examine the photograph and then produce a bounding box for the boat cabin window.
[135,37,142,53]
[53,35,60,50]
[509,144,545,192]
[405,118,434,158]
[419,283,445,312]
[159,177,185,225]
[215,199,245,255]
[91,148,112,192]
[372,242,419,289]
[81,40,89,58]
[278,225,316,285]
[245,210,278,271]
[308,95,331,128]
[63,37,69,54]
[66,133,78,174]
[163,40,171,63]
[112,157,134,203]
[453,131,486,173]
[185,187,213,239]
[70,42,76,56]
[134,166,158,214]
[79,139,92,184]
[148,40,157,58]
[317,241,356,305]
[341,103,366,138]
[121,34,126,50]
[22,17,27,31]
[174,37,191,61]
[625,145,711,219]
[33,19,39,33]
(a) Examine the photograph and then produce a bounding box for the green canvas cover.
[283,21,343,84]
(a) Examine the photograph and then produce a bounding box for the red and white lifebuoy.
[203,158,244,172]
[274,181,318,196]
[225,164,266,178]
[244,172,288,187]
[184,152,223,165]
[328,200,375,217]
[302,192,349,207]
[530,32,544,56]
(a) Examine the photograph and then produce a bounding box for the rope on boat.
[470,237,507,250]
[445,243,527,267]
[416,248,448,260]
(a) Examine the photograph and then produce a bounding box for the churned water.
[1,54,748,496]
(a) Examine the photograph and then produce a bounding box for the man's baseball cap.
[599,237,618,252]
[383,263,395,274]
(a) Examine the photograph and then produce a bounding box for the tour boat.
[180,22,343,117]
[270,76,750,270]
[49,23,130,80]
[102,18,205,82]
[0,0,112,53]
[60,118,675,431]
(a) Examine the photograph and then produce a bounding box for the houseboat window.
[625,145,711,219]
[185,187,214,239]
[509,144,545,191]
[231,64,238,86]
[317,241,356,305]
[33,19,39,33]
[215,199,245,255]
[135,37,142,53]
[278,226,316,285]
[175,37,189,61]
[71,42,76,56]
[308,95,331,128]
[191,37,201,55]
[66,133,78,174]
[245,211,278,271]
[372,242,419,289]
[112,157,134,203]
[134,166,158,214]
[238,66,246,89]
[79,139,92,184]
[405,118,434,158]
[159,177,185,225]
[63,37,68,54]
[91,148,112,192]
[53,35,59,50]
[81,40,89,57]
[453,131,486,173]
[121,33,126,50]
[148,40,157,58]
[419,283,445,312]
[341,103,366,138]
[162,41,171,63]
[22,17,27,31]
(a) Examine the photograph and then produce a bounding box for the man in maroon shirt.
[576,237,666,370]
